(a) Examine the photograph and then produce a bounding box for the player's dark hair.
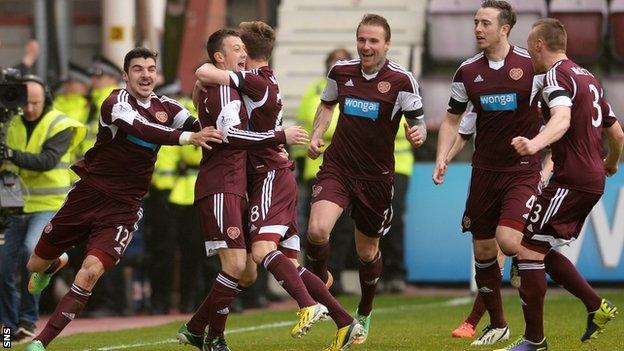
[532,18,567,52]
[325,48,352,71]
[239,21,275,61]
[206,28,240,63]
[481,0,517,32]
[123,47,158,72]
[357,13,391,42]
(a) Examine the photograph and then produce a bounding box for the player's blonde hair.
[239,21,275,61]
[531,18,567,53]
[357,14,391,42]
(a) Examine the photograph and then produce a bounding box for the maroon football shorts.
[247,168,299,259]
[462,168,541,239]
[195,193,248,257]
[312,165,393,238]
[34,181,142,269]
[522,186,601,253]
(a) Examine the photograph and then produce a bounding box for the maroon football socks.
[517,259,547,343]
[474,257,506,328]
[187,272,240,336]
[207,272,240,340]
[466,292,486,326]
[305,240,330,284]
[357,251,382,316]
[545,250,601,312]
[262,250,316,308]
[34,284,91,347]
[297,266,352,328]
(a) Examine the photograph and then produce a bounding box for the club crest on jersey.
[377,81,391,93]
[155,111,168,123]
[509,68,523,81]
[227,227,241,240]
[312,185,323,198]
[43,222,53,234]
[462,216,471,229]
[344,97,380,120]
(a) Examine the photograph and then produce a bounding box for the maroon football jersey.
[449,46,542,172]
[195,85,286,199]
[228,67,292,174]
[319,59,424,180]
[541,59,618,194]
[73,89,195,204]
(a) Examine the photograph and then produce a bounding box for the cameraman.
[0,76,85,342]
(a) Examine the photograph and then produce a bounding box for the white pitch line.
[81,297,472,351]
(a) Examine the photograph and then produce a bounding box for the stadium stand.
[427,0,481,62]
[549,0,608,63]
[610,0,624,62]
[273,0,427,121]
[506,0,547,48]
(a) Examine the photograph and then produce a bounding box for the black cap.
[89,55,123,80]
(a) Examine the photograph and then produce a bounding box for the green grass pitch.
[14,290,623,350]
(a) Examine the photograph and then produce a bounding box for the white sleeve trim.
[397,90,423,113]
[542,85,573,108]
[171,108,191,129]
[451,82,468,102]
[321,78,338,102]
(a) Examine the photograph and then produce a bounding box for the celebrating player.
[496,18,623,351]
[23,48,222,351]
[305,13,426,344]
[177,28,309,350]
[195,21,365,350]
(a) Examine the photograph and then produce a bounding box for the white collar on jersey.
[488,59,505,70]
[361,70,379,80]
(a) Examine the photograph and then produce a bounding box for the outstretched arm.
[196,63,231,86]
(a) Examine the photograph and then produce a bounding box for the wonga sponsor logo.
[343,97,380,120]
[479,93,517,111]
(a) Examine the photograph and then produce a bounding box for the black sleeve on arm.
[10,129,73,171]
[547,89,572,102]
[460,133,474,140]
[233,72,245,91]
[404,108,425,124]
[181,116,201,132]
[448,98,468,115]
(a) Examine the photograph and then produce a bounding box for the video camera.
[0,67,25,223]
[0,67,27,121]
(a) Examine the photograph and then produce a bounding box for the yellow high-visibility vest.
[6,109,86,212]
[168,144,202,206]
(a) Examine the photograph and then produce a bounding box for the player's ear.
[214,52,225,64]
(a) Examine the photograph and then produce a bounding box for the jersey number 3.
[589,84,602,128]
